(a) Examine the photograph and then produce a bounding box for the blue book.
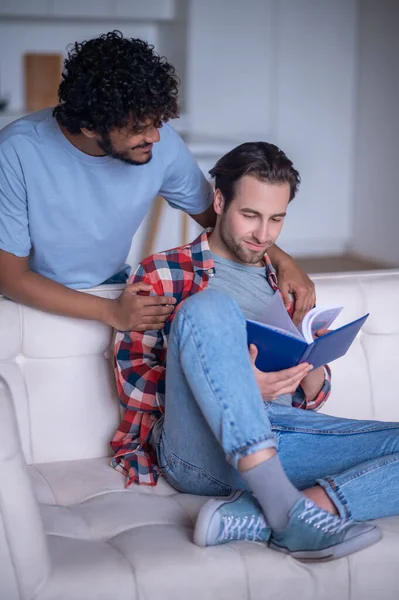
[247,292,369,372]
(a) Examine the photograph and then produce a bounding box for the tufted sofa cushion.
[1,272,399,600]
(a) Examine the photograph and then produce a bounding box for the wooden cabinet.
[24,53,62,111]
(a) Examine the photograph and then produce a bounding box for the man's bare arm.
[267,244,316,325]
[0,250,175,331]
[189,203,217,228]
[299,367,325,403]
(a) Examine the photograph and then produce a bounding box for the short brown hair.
[209,142,300,209]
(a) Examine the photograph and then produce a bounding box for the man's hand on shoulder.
[105,281,176,332]
[268,246,315,326]
[0,250,176,332]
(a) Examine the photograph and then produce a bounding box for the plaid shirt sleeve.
[111,263,166,487]
[292,365,332,411]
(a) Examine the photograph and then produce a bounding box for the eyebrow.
[240,208,287,217]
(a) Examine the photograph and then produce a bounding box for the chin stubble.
[220,221,266,264]
[97,136,153,166]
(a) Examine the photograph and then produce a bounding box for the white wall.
[0,20,157,113]
[187,0,358,257]
[351,0,399,265]
[156,0,188,112]
[186,0,275,139]
[271,0,358,258]
[5,1,392,266]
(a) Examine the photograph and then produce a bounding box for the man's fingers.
[269,363,312,382]
[279,283,292,310]
[249,344,258,365]
[140,305,175,317]
[292,300,310,326]
[259,363,312,401]
[268,370,310,398]
[126,282,152,293]
[287,371,310,388]
[270,382,302,398]
[291,286,316,326]
[291,289,309,320]
[141,295,176,306]
[124,283,176,306]
[314,328,330,338]
[126,292,176,306]
[273,371,309,394]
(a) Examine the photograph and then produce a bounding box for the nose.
[145,126,160,144]
[253,221,270,245]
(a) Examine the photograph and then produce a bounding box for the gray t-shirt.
[208,252,292,406]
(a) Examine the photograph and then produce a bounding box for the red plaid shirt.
[111,230,331,487]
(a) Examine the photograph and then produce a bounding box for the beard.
[97,134,153,166]
[219,216,270,265]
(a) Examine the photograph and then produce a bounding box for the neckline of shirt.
[210,251,267,274]
[46,113,116,165]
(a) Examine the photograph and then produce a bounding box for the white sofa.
[1,270,399,600]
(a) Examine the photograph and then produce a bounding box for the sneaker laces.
[299,499,351,535]
[220,513,267,542]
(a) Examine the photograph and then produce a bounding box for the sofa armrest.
[0,376,50,600]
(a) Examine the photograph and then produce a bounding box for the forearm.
[190,202,216,228]
[300,367,326,403]
[267,243,293,269]
[268,244,315,324]
[1,269,113,324]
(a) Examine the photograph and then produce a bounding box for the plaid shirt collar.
[190,228,279,290]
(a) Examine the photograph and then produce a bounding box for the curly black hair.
[53,30,180,135]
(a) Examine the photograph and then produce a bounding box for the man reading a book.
[111,142,399,561]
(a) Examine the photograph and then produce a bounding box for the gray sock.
[241,454,303,530]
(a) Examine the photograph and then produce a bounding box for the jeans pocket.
[160,452,232,497]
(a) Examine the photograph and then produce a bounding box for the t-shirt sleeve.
[0,161,31,257]
[159,128,213,215]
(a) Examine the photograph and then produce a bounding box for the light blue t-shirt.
[208,252,292,406]
[208,252,275,322]
[0,109,212,288]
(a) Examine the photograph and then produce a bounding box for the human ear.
[214,189,225,215]
[80,127,98,139]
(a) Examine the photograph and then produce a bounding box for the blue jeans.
[102,265,130,285]
[156,290,399,522]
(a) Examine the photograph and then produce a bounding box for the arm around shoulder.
[0,249,115,324]
[159,125,214,219]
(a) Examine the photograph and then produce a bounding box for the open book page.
[299,305,343,344]
[259,291,304,340]
[247,321,305,340]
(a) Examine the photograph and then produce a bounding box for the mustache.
[131,142,152,150]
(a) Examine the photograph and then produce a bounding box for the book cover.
[246,294,369,372]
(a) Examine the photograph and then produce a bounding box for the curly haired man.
[0,31,314,331]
